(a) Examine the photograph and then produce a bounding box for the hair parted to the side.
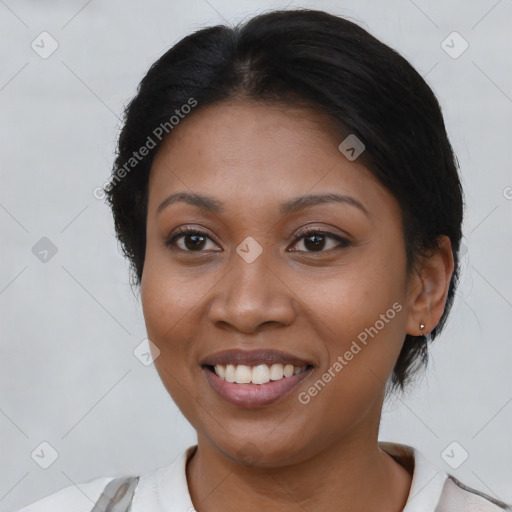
[104,8,464,393]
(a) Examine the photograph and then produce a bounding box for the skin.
[140,99,454,512]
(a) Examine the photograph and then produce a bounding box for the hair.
[104,8,464,392]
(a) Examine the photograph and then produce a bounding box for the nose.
[207,249,297,334]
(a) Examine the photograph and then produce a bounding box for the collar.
[379,442,448,511]
[151,442,447,511]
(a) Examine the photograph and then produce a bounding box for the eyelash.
[164,226,351,254]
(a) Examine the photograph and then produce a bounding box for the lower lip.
[203,367,313,408]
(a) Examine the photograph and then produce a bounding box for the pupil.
[305,234,325,251]
[185,234,206,250]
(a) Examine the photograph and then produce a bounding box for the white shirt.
[15,442,510,511]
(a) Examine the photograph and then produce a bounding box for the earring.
[419,323,425,331]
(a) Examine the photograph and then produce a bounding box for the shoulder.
[379,442,511,512]
[13,476,114,512]
[13,446,197,512]
[437,475,512,511]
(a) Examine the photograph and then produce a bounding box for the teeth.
[283,364,294,378]
[225,364,236,383]
[234,365,252,384]
[216,364,226,379]
[252,364,270,384]
[213,363,307,384]
[269,363,284,380]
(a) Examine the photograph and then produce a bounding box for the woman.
[17,8,510,512]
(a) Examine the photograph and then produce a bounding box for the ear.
[405,235,455,336]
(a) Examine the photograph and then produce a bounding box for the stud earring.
[419,323,425,331]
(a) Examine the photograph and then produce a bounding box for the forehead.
[147,100,394,218]
[160,98,342,150]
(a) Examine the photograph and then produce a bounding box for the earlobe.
[405,236,455,337]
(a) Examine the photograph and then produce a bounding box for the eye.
[165,228,220,252]
[164,227,351,254]
[289,228,351,253]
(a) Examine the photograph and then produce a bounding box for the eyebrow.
[156,191,369,217]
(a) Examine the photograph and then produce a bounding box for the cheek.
[140,264,206,418]
[303,240,409,381]
[140,241,210,336]
[140,252,195,379]
[291,268,407,440]
[308,254,407,337]
[141,271,201,355]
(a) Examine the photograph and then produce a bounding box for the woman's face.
[141,100,420,466]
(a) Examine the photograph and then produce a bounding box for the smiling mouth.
[204,363,313,385]
[200,349,315,407]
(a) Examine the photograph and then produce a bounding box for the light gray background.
[1,0,511,510]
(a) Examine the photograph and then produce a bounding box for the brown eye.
[290,230,350,253]
[303,233,328,251]
[165,229,220,252]
[182,233,207,251]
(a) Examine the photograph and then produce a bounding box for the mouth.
[201,349,314,408]
[205,362,311,384]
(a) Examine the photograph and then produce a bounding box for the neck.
[186,426,412,512]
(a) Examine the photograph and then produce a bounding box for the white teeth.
[213,363,307,384]
[283,364,294,378]
[252,364,270,384]
[215,364,226,379]
[225,364,236,383]
[234,365,252,384]
[269,363,284,380]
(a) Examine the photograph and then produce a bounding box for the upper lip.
[201,349,313,368]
